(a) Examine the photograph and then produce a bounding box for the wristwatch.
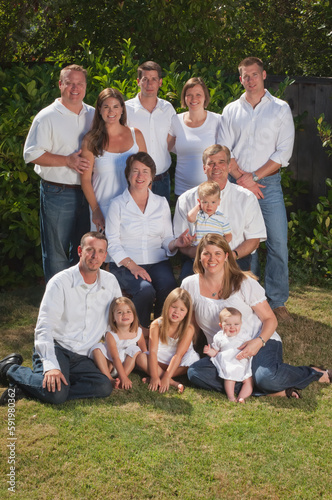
[252,172,259,182]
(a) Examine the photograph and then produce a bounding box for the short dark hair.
[80,231,108,248]
[137,61,162,80]
[124,152,156,186]
[60,64,87,82]
[238,57,264,76]
[181,77,210,108]
[202,145,231,165]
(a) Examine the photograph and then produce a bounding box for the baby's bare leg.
[237,377,253,402]
[224,379,237,401]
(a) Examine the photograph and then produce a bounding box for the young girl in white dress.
[204,307,253,403]
[136,288,199,393]
[89,297,147,390]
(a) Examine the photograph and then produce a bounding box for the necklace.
[211,291,218,297]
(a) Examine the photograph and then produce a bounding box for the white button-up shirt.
[219,90,294,172]
[125,95,175,175]
[23,98,95,184]
[173,181,266,250]
[106,188,176,266]
[34,264,122,372]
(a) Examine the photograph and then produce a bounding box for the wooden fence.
[267,75,332,210]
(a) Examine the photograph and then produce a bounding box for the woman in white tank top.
[81,88,146,238]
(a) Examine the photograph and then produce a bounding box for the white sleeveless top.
[91,127,139,228]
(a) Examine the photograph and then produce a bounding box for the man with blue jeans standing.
[125,61,175,202]
[23,64,95,282]
[220,57,295,321]
[0,232,122,405]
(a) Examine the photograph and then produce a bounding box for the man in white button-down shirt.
[173,145,266,280]
[219,57,295,322]
[0,232,122,405]
[125,61,175,202]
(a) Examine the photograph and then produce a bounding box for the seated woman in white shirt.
[81,88,146,241]
[168,77,221,197]
[105,152,194,339]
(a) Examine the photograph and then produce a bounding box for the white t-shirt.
[169,111,221,195]
[181,274,281,345]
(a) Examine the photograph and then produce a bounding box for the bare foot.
[227,397,237,402]
[111,377,120,389]
[177,384,185,394]
[142,377,150,385]
[237,397,245,403]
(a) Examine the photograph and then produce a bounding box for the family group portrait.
[0,1,331,498]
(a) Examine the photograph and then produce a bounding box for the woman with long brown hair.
[81,88,146,237]
[181,233,331,398]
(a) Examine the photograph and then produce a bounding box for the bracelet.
[124,259,132,268]
[92,206,99,213]
[233,250,239,260]
[258,335,266,347]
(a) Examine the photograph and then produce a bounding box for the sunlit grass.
[0,283,331,499]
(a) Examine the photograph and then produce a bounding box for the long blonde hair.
[158,288,192,344]
[108,297,139,333]
[193,233,256,299]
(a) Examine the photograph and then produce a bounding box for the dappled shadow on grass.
[46,372,194,416]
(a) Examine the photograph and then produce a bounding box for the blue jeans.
[151,172,170,203]
[188,340,323,396]
[109,260,177,327]
[7,345,112,404]
[252,173,289,309]
[40,180,90,282]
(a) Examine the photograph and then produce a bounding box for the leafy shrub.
[0,40,305,287]
[288,179,332,279]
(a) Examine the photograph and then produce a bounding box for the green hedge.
[1,41,330,287]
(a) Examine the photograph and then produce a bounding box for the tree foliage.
[0,0,331,76]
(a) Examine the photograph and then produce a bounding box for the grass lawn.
[0,281,331,499]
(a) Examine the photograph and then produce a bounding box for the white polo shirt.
[23,98,95,185]
[173,181,266,251]
[125,95,175,175]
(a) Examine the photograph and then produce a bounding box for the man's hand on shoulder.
[43,369,68,392]
[66,149,90,174]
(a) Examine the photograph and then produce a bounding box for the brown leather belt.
[41,180,82,189]
[154,170,169,182]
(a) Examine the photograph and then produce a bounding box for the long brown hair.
[158,288,192,344]
[85,88,127,157]
[193,233,256,299]
[108,297,139,334]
